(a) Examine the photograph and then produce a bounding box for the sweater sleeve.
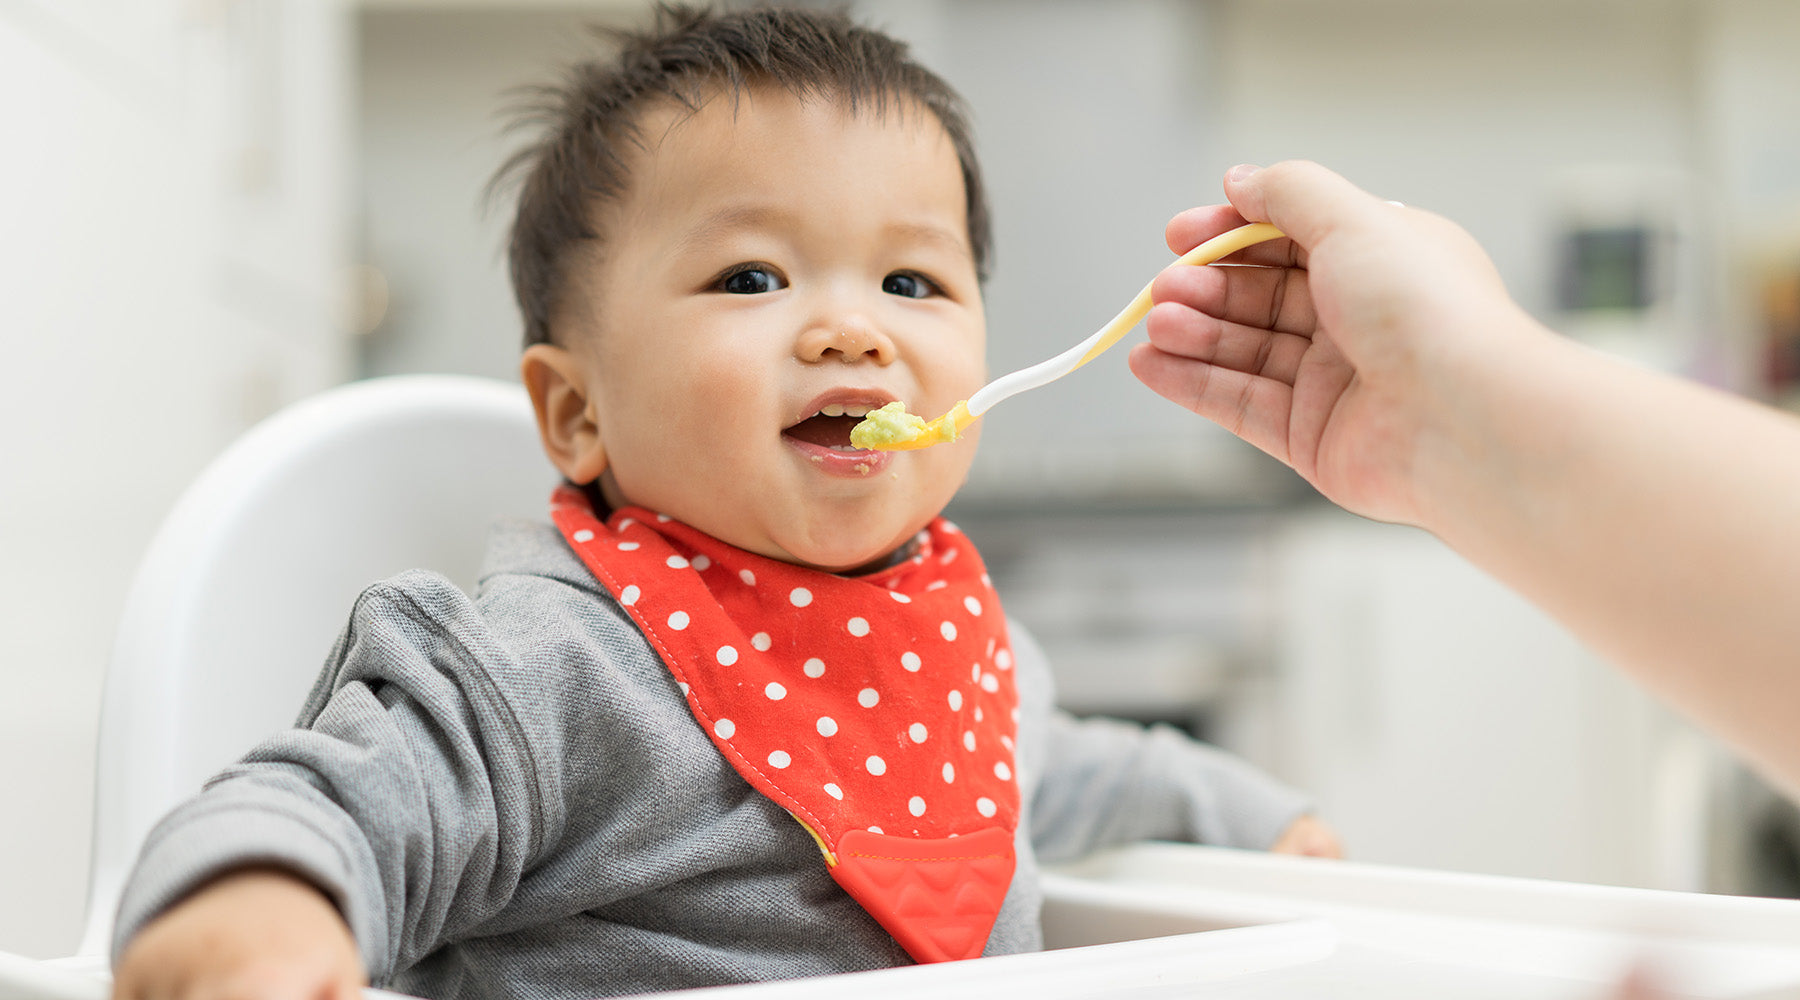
[110,570,567,983]
[1009,621,1313,864]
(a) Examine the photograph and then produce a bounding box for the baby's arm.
[112,867,363,1000]
[1028,709,1321,862]
[109,571,568,995]
[1010,623,1325,862]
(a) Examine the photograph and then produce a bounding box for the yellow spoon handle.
[1067,222,1286,373]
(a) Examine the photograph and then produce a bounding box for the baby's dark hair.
[497,3,991,348]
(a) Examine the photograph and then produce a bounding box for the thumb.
[1224,160,1389,250]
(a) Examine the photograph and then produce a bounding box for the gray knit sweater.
[113,519,1308,999]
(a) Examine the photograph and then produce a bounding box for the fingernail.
[1226,163,1262,183]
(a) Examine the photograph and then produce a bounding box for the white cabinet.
[1265,507,1723,891]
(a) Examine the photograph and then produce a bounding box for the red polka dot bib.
[550,485,1021,963]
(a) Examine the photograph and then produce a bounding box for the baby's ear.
[521,344,608,485]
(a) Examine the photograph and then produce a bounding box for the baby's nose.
[796,322,896,365]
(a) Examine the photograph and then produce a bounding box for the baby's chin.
[600,478,927,573]
[740,518,930,576]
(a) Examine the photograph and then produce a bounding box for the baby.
[109,6,1333,999]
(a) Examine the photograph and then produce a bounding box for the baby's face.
[568,86,986,573]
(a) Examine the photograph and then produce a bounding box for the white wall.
[0,0,352,959]
[1217,0,1703,316]
[356,7,641,381]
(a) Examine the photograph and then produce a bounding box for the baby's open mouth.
[784,403,875,452]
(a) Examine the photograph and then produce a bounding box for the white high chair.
[74,374,552,961]
[12,375,1800,1000]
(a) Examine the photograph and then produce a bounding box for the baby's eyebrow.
[673,205,786,257]
[670,205,972,263]
[885,221,973,262]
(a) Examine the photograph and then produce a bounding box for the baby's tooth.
[843,405,870,418]
[820,404,846,417]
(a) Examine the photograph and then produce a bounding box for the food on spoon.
[850,402,930,449]
[851,400,973,451]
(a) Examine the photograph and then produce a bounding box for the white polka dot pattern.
[549,483,1020,847]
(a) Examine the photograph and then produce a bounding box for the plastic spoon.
[850,222,1286,450]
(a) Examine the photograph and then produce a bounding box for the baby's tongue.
[784,414,859,449]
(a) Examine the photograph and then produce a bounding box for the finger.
[1145,301,1312,387]
[1166,205,1304,268]
[1223,160,1392,251]
[1151,259,1317,337]
[1610,965,1671,1000]
[1127,342,1296,468]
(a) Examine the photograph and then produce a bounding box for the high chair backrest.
[79,375,552,957]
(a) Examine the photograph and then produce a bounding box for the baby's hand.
[1268,814,1343,859]
[112,866,365,1000]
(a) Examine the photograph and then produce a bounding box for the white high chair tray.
[7,844,1800,999]
[653,844,1800,999]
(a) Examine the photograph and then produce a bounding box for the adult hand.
[1133,162,1800,801]
[1128,161,1540,529]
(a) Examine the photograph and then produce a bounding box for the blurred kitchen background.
[6,0,1800,960]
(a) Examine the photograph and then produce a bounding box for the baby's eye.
[718,266,786,295]
[882,272,938,300]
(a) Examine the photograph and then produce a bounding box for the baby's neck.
[839,538,919,577]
